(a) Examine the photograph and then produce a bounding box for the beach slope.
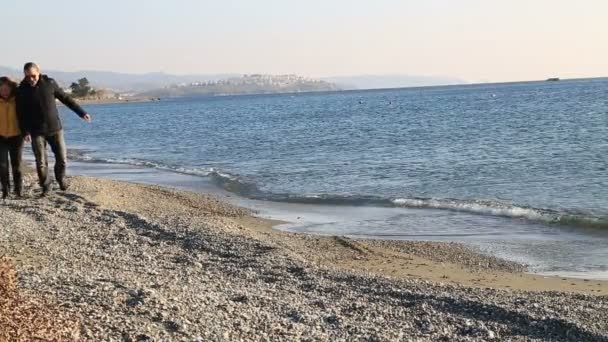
[1,175,607,341]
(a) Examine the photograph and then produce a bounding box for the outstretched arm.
[51,79,91,121]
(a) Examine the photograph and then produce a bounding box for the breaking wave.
[67,149,607,231]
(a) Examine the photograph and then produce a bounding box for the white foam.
[392,198,547,221]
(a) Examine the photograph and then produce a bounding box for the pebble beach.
[1,174,607,341]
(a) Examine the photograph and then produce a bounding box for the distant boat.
[546,77,560,82]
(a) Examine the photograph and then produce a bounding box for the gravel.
[0,175,607,341]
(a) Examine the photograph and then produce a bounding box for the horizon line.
[2,65,607,88]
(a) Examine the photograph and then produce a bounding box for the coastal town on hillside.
[145,74,339,97]
[57,74,339,101]
[38,73,338,104]
[173,74,326,88]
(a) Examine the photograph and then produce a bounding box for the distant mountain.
[142,74,340,97]
[49,71,237,92]
[322,75,466,90]
[0,66,20,80]
[0,66,235,92]
[0,66,466,92]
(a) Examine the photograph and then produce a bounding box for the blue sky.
[4,0,607,81]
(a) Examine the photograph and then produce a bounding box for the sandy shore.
[1,174,607,341]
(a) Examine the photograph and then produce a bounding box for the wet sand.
[236,216,608,295]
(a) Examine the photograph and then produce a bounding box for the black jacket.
[16,75,87,135]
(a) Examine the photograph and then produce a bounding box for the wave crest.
[67,149,607,231]
[391,198,607,230]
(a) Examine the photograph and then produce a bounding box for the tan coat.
[0,96,21,138]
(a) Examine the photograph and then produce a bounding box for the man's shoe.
[58,180,69,191]
[40,185,50,197]
[14,188,23,198]
[1,189,8,200]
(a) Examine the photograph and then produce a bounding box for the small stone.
[165,320,182,332]
[232,294,249,303]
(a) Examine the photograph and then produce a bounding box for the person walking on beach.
[0,77,25,199]
[17,62,92,196]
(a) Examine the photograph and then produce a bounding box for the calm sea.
[60,78,608,276]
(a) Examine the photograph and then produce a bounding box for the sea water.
[60,78,608,277]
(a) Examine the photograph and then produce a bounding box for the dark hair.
[0,77,18,97]
[23,62,39,71]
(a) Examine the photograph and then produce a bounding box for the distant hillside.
[323,75,466,89]
[50,71,236,92]
[141,74,340,97]
[0,66,466,92]
[0,66,235,92]
[0,67,20,81]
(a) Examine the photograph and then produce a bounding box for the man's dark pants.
[32,130,67,188]
[0,136,24,194]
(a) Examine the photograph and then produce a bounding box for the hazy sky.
[4,0,607,82]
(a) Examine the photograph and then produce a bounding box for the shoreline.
[64,159,608,286]
[250,217,608,295]
[67,159,608,281]
[65,96,161,106]
[1,173,607,340]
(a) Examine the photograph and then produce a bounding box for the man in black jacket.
[17,62,92,196]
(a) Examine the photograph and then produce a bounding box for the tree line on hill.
[69,77,110,99]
